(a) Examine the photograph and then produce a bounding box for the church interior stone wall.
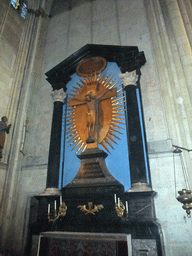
[0,0,25,201]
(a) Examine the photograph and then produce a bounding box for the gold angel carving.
[77,202,104,215]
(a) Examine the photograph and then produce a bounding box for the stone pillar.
[43,88,66,195]
[119,71,151,192]
[145,0,192,189]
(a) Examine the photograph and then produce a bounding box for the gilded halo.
[76,57,107,77]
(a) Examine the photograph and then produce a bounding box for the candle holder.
[115,200,125,218]
[114,195,129,220]
[177,189,192,218]
[48,202,67,222]
[172,146,192,218]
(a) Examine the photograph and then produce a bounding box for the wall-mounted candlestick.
[48,200,67,222]
[114,198,128,220]
[115,198,125,218]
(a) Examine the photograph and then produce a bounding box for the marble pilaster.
[119,71,151,192]
[43,89,66,195]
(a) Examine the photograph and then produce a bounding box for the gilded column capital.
[119,70,138,87]
[51,88,66,103]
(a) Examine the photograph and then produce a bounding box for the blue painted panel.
[60,62,131,190]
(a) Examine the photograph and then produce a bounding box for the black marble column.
[125,84,147,184]
[45,89,66,194]
[119,71,151,191]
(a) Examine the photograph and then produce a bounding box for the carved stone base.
[128,182,152,192]
[63,148,124,196]
[40,187,61,196]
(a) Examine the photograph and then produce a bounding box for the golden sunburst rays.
[101,82,126,153]
[66,72,126,154]
[81,72,101,87]
[66,105,83,154]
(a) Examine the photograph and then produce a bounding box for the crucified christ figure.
[85,90,97,143]
[69,87,116,144]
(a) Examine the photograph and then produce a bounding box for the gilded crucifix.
[66,57,125,154]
